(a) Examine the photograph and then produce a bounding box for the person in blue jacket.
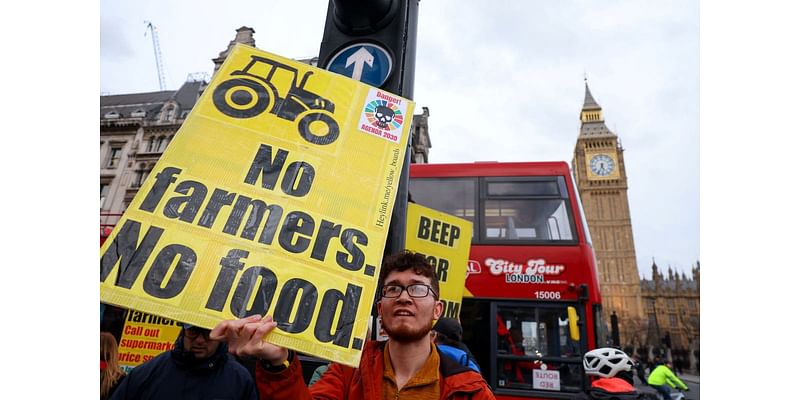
[432,317,481,372]
[111,323,258,400]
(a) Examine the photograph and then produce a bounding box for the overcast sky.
[100,0,699,279]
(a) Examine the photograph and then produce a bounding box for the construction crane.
[144,21,167,91]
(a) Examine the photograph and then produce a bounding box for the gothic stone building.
[640,261,700,373]
[572,82,645,345]
[571,82,699,372]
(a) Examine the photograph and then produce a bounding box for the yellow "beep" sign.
[405,203,473,320]
[100,44,414,367]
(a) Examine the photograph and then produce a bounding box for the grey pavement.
[678,373,700,384]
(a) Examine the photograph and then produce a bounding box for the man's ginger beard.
[384,322,431,343]
[382,313,434,343]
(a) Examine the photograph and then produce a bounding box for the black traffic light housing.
[318,0,419,98]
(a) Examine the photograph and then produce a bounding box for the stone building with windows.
[639,261,700,373]
[100,27,259,237]
[100,79,206,236]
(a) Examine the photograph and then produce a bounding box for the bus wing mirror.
[567,306,580,341]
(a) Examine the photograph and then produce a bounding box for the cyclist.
[647,361,689,400]
[576,347,639,399]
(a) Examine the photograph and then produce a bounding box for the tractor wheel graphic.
[212,78,271,118]
[297,112,340,145]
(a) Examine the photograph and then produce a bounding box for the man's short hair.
[379,251,439,299]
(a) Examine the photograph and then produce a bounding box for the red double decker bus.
[410,161,607,399]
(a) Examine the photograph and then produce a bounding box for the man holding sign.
[211,251,495,400]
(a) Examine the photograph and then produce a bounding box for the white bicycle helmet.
[583,347,633,378]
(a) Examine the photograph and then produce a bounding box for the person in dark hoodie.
[432,317,481,372]
[110,323,258,400]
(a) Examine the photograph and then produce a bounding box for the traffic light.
[318,0,419,98]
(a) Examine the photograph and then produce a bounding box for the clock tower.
[572,80,644,346]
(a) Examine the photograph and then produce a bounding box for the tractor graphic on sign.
[212,55,340,145]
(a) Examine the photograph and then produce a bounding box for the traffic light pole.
[317,0,420,259]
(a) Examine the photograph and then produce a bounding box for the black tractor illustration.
[213,55,340,145]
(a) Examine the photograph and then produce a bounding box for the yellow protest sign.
[404,203,472,319]
[100,44,414,367]
[118,310,183,372]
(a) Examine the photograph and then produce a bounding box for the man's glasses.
[184,327,211,340]
[381,283,436,299]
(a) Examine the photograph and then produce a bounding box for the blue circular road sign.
[325,43,393,87]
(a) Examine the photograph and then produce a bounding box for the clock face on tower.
[589,154,615,176]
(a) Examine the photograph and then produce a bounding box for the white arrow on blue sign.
[325,43,393,87]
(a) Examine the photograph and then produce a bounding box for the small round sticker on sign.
[358,88,406,143]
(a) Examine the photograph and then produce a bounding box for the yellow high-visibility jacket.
[647,365,688,390]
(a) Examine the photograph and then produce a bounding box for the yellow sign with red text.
[405,203,472,319]
[100,44,414,367]
[118,310,183,372]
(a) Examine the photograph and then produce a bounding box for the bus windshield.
[493,302,583,391]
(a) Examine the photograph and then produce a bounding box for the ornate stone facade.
[570,81,699,372]
[639,261,700,373]
[100,79,205,239]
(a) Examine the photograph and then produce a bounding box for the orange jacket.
[591,377,636,393]
[256,341,495,400]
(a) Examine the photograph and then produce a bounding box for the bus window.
[483,199,574,241]
[487,180,561,196]
[594,304,610,347]
[569,169,594,246]
[409,178,477,239]
[482,177,576,243]
[495,304,583,393]
[460,299,492,375]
